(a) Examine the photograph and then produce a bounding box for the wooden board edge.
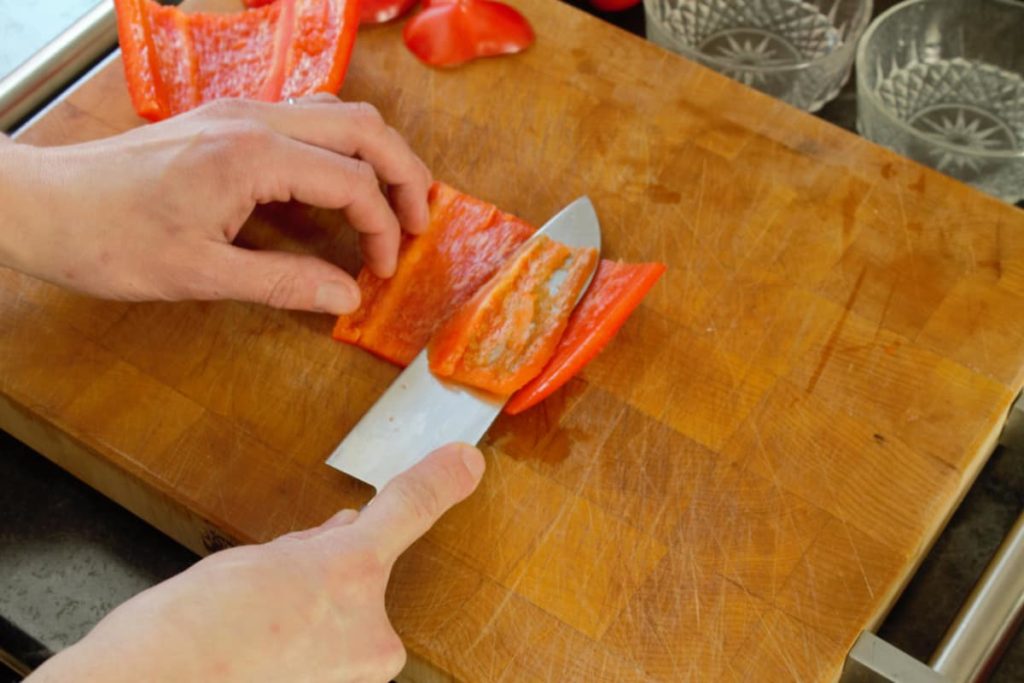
[859,389,1017,637]
[0,392,230,556]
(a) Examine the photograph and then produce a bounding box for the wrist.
[0,142,49,272]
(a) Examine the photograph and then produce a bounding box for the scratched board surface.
[4,0,1024,680]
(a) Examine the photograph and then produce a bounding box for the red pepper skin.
[428,236,599,396]
[504,260,666,415]
[587,0,641,11]
[243,0,279,7]
[114,0,357,121]
[402,0,534,68]
[334,185,665,413]
[333,182,536,365]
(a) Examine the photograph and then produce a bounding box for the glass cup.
[642,0,873,111]
[856,0,1024,204]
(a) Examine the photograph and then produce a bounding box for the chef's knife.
[326,197,603,491]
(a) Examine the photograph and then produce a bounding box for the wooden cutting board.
[5,0,1024,680]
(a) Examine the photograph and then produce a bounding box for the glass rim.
[642,0,874,74]
[855,0,1024,161]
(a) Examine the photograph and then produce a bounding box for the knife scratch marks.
[842,519,875,600]
[806,267,866,394]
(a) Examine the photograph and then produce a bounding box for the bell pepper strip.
[115,0,173,120]
[505,260,667,414]
[333,184,665,410]
[113,0,357,121]
[279,0,360,98]
[332,182,536,365]
[190,2,286,103]
[402,0,534,68]
[428,236,600,396]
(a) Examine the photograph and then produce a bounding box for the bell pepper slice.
[402,0,534,68]
[428,236,599,396]
[505,260,667,414]
[115,0,173,121]
[332,182,536,365]
[113,0,358,121]
[279,0,360,98]
[333,184,665,411]
[190,1,286,103]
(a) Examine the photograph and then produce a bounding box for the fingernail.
[457,443,486,481]
[315,281,359,315]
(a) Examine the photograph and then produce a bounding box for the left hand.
[0,94,432,314]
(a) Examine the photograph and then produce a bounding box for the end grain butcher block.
[4,0,1024,679]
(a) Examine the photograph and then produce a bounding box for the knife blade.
[325,197,603,491]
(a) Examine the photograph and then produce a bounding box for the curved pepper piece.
[114,0,358,121]
[333,182,536,365]
[402,0,534,68]
[505,260,667,414]
[333,184,666,412]
[428,235,599,396]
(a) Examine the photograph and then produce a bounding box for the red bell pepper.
[334,184,666,412]
[113,0,358,121]
[428,236,599,395]
[332,182,536,364]
[505,260,666,414]
[402,0,534,68]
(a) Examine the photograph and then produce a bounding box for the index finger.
[221,97,432,236]
[353,443,485,564]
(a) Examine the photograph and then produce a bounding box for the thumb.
[194,243,361,314]
[354,443,485,564]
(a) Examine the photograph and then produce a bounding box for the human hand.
[0,95,431,314]
[27,443,485,683]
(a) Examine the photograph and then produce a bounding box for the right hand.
[0,94,432,314]
[27,443,485,683]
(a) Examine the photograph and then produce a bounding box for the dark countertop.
[2,0,1023,680]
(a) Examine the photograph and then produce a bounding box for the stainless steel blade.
[326,197,602,491]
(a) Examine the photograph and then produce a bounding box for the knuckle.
[223,120,273,147]
[440,451,477,494]
[200,97,248,119]
[325,546,388,597]
[349,158,379,188]
[348,101,386,131]
[306,91,338,104]
[194,120,272,161]
[260,272,302,309]
[391,474,443,524]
